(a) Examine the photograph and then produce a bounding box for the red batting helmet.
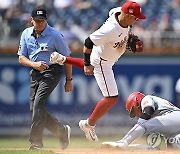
[126,92,145,118]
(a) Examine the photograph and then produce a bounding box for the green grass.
[0,151,53,154]
[0,136,120,148]
[0,136,164,153]
[0,136,118,154]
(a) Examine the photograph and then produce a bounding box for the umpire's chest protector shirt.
[18,24,71,65]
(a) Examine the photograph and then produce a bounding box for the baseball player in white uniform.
[50,1,146,142]
[102,92,180,149]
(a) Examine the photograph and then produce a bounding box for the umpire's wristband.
[84,53,91,66]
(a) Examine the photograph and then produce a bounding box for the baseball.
[136,41,143,52]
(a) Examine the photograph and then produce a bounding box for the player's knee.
[105,96,118,107]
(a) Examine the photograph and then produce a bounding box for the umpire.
[17,6,73,150]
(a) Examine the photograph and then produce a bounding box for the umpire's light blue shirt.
[18,24,71,66]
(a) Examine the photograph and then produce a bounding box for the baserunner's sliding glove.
[102,140,128,148]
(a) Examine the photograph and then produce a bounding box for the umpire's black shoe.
[59,125,71,150]
[29,142,43,150]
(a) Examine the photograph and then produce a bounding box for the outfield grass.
[0,136,118,154]
[0,151,54,154]
[0,136,162,154]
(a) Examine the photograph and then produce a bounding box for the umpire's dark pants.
[29,64,65,145]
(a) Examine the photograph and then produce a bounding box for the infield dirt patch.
[54,148,180,154]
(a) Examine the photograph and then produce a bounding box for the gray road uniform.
[139,95,180,136]
[103,95,180,148]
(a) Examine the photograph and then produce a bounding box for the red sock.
[65,57,84,70]
[88,97,118,126]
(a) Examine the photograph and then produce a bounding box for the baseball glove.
[126,34,143,53]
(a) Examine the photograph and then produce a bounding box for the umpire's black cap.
[31,6,47,20]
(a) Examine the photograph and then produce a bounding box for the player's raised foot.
[59,125,71,150]
[50,52,66,65]
[101,140,128,148]
[79,119,98,142]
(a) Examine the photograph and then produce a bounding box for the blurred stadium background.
[0,0,180,140]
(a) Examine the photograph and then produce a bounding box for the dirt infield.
[54,148,179,154]
[0,148,179,154]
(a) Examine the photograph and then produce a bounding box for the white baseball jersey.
[89,8,130,97]
[90,8,130,63]
[141,95,180,117]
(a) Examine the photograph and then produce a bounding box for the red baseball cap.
[121,1,146,19]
